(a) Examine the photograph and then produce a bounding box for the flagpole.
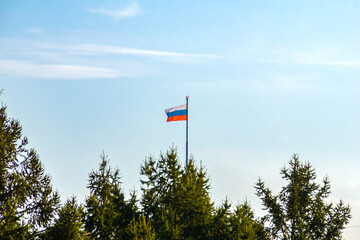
[186,95,189,166]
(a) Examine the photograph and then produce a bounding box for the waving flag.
[164,96,189,165]
[165,104,187,122]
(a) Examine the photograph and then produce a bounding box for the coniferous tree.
[140,147,213,240]
[113,188,139,239]
[128,215,156,240]
[41,196,86,240]
[211,198,232,240]
[229,201,269,240]
[0,104,60,239]
[140,148,182,240]
[211,199,268,240]
[84,152,138,240]
[177,159,213,239]
[255,154,351,239]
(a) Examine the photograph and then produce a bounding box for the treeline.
[0,103,351,240]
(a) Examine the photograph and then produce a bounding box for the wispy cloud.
[1,38,221,63]
[0,38,221,80]
[0,59,120,80]
[39,43,222,62]
[86,2,142,19]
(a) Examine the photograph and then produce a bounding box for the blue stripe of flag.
[166,109,187,118]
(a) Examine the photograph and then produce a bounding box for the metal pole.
[186,96,189,166]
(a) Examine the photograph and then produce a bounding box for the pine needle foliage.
[0,104,60,239]
[128,215,157,240]
[83,152,138,240]
[211,199,269,240]
[140,147,213,240]
[41,196,86,240]
[255,154,351,240]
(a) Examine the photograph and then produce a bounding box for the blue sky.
[1,0,360,238]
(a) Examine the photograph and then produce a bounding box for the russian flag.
[165,104,187,122]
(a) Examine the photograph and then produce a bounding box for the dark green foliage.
[140,148,182,239]
[229,201,269,239]
[211,199,268,240]
[84,152,138,240]
[41,196,86,240]
[0,104,60,239]
[211,198,232,239]
[177,160,213,239]
[255,154,351,239]
[140,147,213,240]
[128,216,156,240]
